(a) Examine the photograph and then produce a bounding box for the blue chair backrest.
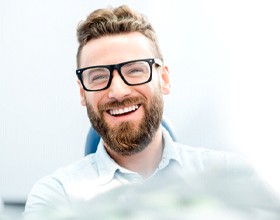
[85,115,176,156]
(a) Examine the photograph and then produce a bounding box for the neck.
[105,127,164,179]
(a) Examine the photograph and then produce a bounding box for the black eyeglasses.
[76,58,162,92]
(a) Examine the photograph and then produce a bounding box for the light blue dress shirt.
[24,127,247,218]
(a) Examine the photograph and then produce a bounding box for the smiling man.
[23,5,279,219]
[77,32,169,178]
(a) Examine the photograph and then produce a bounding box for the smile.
[109,105,140,116]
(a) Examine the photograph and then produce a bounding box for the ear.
[77,80,86,106]
[160,66,170,95]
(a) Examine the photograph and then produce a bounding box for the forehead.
[79,32,155,68]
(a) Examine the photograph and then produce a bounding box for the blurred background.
[0,0,279,217]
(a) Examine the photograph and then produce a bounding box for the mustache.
[99,97,146,112]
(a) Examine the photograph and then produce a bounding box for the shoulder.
[173,142,249,172]
[34,153,99,190]
[24,154,98,217]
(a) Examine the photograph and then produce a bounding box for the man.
[23,5,280,219]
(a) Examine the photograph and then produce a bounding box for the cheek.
[136,85,154,100]
[150,79,162,94]
[138,80,162,100]
[150,73,163,89]
[84,93,100,112]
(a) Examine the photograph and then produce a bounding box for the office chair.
[85,115,176,156]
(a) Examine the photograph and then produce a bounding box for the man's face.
[78,32,170,155]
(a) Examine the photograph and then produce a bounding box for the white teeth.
[109,105,139,116]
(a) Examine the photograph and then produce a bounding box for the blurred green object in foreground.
[23,165,280,220]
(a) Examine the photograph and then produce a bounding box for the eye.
[85,68,110,84]
[90,73,109,82]
[126,67,145,75]
[122,62,149,76]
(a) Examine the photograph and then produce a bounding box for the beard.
[85,90,163,156]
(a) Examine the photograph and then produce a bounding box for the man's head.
[76,5,170,156]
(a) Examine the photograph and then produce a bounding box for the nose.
[108,70,132,101]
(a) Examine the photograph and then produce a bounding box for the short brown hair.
[76,5,163,67]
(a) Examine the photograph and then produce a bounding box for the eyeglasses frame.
[76,58,163,92]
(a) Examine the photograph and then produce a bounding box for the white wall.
[1,0,279,201]
[152,0,280,194]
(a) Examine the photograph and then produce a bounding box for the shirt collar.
[95,140,122,185]
[159,126,183,169]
